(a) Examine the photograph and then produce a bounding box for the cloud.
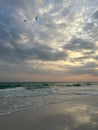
[64,38,96,51]
[0,41,67,63]
[0,0,98,81]
[83,8,98,41]
[29,44,67,61]
[95,56,98,60]
[65,62,98,76]
[68,50,95,63]
[94,10,98,19]
[0,0,68,63]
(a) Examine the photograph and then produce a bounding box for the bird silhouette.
[24,17,37,23]
[24,19,26,22]
[35,16,37,20]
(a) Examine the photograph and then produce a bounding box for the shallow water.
[0,82,98,115]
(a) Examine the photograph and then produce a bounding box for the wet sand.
[0,96,98,130]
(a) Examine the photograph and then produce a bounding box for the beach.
[0,96,98,130]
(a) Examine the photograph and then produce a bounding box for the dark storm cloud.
[64,38,96,51]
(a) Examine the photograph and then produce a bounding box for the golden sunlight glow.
[68,51,83,58]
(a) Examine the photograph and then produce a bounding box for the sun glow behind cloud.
[0,0,98,81]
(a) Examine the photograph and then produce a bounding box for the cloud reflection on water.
[34,98,98,130]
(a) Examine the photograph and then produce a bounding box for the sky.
[0,0,98,82]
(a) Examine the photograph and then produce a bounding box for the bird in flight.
[35,16,37,20]
[24,16,37,22]
[24,19,26,22]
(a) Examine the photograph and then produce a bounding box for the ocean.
[0,82,98,115]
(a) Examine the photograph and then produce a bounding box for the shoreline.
[0,95,95,116]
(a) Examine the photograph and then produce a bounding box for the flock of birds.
[24,16,38,22]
